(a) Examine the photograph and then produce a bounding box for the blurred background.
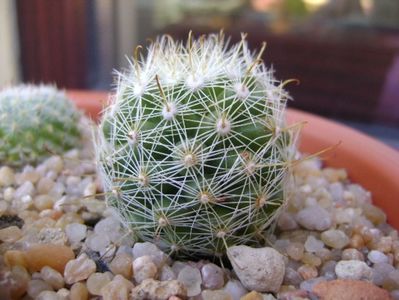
[0,0,398,147]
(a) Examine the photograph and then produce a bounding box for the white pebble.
[41,266,65,290]
[65,223,87,244]
[44,156,64,173]
[335,260,372,280]
[296,205,332,231]
[94,217,121,241]
[304,236,324,253]
[277,212,298,231]
[27,279,53,298]
[321,229,350,249]
[227,245,285,293]
[132,242,168,268]
[132,255,158,284]
[0,166,15,187]
[87,233,110,252]
[159,265,176,281]
[14,181,35,199]
[0,201,8,215]
[368,250,389,264]
[201,263,224,290]
[223,279,248,300]
[177,265,202,297]
[3,187,15,202]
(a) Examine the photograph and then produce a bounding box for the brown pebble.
[70,282,89,300]
[297,264,318,280]
[349,234,365,249]
[25,244,75,273]
[240,291,263,300]
[4,250,28,269]
[109,253,133,279]
[0,226,22,243]
[313,279,391,300]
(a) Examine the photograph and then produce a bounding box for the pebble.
[26,244,74,273]
[321,229,350,249]
[69,282,89,300]
[94,216,122,243]
[201,289,232,300]
[283,267,303,286]
[160,265,177,281]
[296,205,332,231]
[313,279,391,300]
[130,279,187,300]
[86,272,113,295]
[86,232,111,252]
[342,248,364,261]
[34,194,55,211]
[65,222,87,244]
[109,252,133,279]
[64,253,96,284]
[4,250,28,269]
[177,265,202,297]
[286,242,304,261]
[372,263,396,285]
[223,279,247,300]
[57,288,70,298]
[132,241,169,268]
[383,270,399,291]
[38,227,67,245]
[0,166,15,186]
[304,235,324,253]
[368,250,389,264]
[133,255,158,284]
[27,279,53,298]
[0,225,22,242]
[335,260,372,280]
[14,181,35,200]
[44,156,64,174]
[277,212,298,231]
[227,246,285,293]
[300,276,326,292]
[36,290,64,300]
[201,263,224,290]
[101,275,134,300]
[240,291,263,300]
[37,177,56,195]
[41,266,65,290]
[3,187,15,202]
[298,264,318,280]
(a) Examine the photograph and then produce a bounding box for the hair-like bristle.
[0,84,83,166]
[96,32,298,258]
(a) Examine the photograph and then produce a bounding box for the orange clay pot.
[67,90,399,230]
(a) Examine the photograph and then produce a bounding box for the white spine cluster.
[96,32,298,258]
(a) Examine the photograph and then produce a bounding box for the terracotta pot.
[67,90,399,230]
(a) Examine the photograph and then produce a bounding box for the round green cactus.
[0,84,83,166]
[97,33,297,258]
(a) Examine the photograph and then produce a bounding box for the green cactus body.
[0,85,82,166]
[97,33,297,258]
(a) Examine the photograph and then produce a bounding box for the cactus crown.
[97,32,297,258]
[0,84,83,166]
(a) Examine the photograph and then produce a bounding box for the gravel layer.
[0,142,399,300]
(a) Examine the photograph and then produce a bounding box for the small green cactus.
[0,84,83,166]
[97,33,298,258]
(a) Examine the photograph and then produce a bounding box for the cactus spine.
[97,33,297,258]
[0,84,83,166]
